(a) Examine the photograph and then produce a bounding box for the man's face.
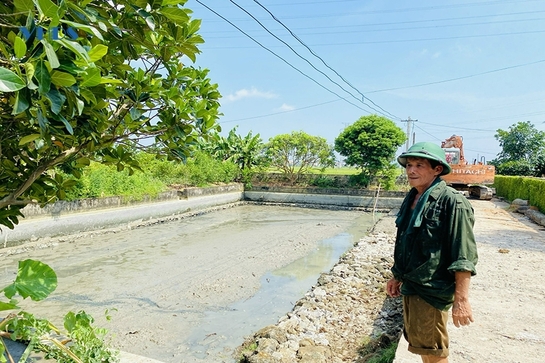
[405,157,442,191]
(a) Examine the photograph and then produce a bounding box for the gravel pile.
[236,215,403,363]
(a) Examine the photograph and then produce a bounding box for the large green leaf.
[19,134,41,145]
[14,0,34,12]
[0,67,26,92]
[34,60,51,94]
[0,301,18,311]
[51,70,76,87]
[60,19,104,41]
[55,38,90,63]
[14,36,27,58]
[42,39,60,69]
[88,44,108,62]
[13,89,30,114]
[80,67,101,87]
[36,0,60,25]
[160,7,189,24]
[3,259,57,301]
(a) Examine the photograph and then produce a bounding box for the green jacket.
[392,178,478,310]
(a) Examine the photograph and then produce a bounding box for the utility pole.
[401,117,418,151]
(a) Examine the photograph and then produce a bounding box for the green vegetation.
[0,0,221,229]
[198,127,268,187]
[265,131,335,184]
[491,121,545,176]
[335,115,406,187]
[494,175,545,213]
[62,151,239,201]
[1,260,118,363]
[357,335,398,363]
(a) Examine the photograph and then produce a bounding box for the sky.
[185,0,545,163]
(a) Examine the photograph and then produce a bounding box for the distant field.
[308,167,360,175]
[267,167,360,175]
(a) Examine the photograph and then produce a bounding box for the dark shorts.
[402,295,449,357]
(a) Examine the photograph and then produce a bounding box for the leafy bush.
[61,151,239,200]
[186,152,239,187]
[62,162,167,201]
[494,175,545,213]
[492,160,533,176]
[1,260,118,363]
[310,175,341,188]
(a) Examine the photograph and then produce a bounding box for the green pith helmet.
[397,142,452,175]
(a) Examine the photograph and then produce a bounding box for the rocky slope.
[236,214,403,363]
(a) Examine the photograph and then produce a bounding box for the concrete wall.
[2,184,244,247]
[244,191,403,211]
[2,184,403,248]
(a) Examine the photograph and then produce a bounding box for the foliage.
[61,160,167,201]
[491,160,533,177]
[494,175,545,213]
[201,127,266,170]
[199,127,268,186]
[265,131,335,184]
[185,151,239,187]
[0,0,221,229]
[62,151,239,200]
[335,115,406,185]
[357,334,397,363]
[0,259,118,363]
[491,121,545,176]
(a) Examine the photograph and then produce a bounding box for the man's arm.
[452,271,474,327]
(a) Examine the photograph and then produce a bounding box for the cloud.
[277,103,295,112]
[223,87,277,102]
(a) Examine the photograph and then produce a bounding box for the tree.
[265,131,335,184]
[0,0,221,229]
[491,121,545,176]
[200,127,266,171]
[335,115,405,182]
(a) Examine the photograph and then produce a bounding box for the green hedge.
[494,175,545,213]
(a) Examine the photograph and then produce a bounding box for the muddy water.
[0,204,378,363]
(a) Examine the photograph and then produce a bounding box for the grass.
[358,335,398,363]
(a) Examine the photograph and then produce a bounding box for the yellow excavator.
[440,135,496,200]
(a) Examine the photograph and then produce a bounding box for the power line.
[221,99,343,124]
[249,0,400,120]
[204,15,545,38]
[194,0,371,114]
[365,59,545,94]
[200,1,543,22]
[226,0,377,116]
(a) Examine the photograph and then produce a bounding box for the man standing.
[386,142,478,363]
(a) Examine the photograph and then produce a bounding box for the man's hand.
[386,278,402,297]
[452,298,474,327]
[452,271,474,327]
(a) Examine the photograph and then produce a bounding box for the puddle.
[185,232,361,361]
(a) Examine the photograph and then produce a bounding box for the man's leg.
[421,355,448,363]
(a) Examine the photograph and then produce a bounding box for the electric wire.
[225,0,398,120]
[201,1,544,23]
[221,99,343,124]
[206,17,545,39]
[250,0,400,121]
[194,0,373,115]
[366,59,545,94]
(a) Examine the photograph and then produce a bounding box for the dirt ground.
[395,198,545,363]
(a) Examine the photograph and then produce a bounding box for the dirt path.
[395,198,545,363]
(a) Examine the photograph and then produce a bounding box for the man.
[386,142,478,363]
